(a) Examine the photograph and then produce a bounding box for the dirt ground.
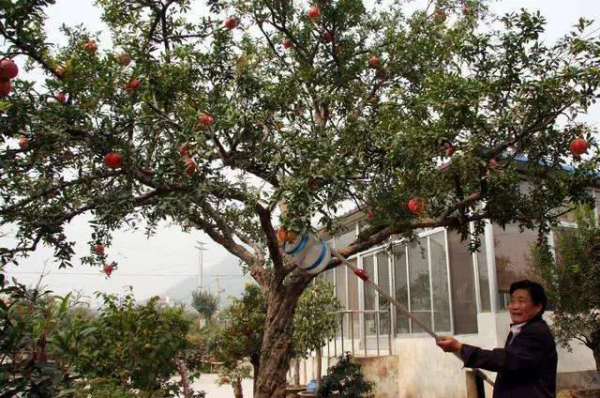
[190,373,254,398]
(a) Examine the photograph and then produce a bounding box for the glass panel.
[393,245,409,334]
[321,268,335,287]
[408,239,432,333]
[362,255,376,335]
[447,231,477,334]
[552,226,577,269]
[475,231,491,312]
[346,258,360,339]
[335,263,348,335]
[376,251,391,335]
[430,233,451,332]
[335,264,347,308]
[493,224,539,303]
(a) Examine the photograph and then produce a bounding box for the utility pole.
[215,274,221,307]
[195,241,207,289]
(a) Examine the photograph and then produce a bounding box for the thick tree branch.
[0,21,60,79]
[485,105,570,159]
[187,211,269,288]
[0,172,120,216]
[143,3,163,51]
[160,1,177,55]
[0,232,43,258]
[255,204,285,279]
[144,100,182,129]
[331,192,485,267]
[332,212,489,266]
[0,188,163,258]
[269,17,310,61]
[255,18,289,68]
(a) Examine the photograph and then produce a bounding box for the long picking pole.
[329,247,495,387]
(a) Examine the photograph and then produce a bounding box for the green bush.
[317,353,375,398]
[73,292,193,392]
[0,274,87,397]
[71,379,142,398]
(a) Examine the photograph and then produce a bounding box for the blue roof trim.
[512,154,600,177]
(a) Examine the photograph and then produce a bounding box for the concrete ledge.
[558,370,600,391]
[352,355,400,398]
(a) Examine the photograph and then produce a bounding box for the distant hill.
[162,255,253,310]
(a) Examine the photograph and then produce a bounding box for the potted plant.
[317,353,375,398]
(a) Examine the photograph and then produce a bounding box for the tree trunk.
[250,354,260,394]
[294,357,301,385]
[593,347,600,375]
[254,283,306,398]
[316,347,322,382]
[233,377,244,398]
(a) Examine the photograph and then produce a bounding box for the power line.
[5,271,249,278]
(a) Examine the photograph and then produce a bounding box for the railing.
[324,309,393,358]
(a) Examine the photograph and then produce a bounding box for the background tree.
[1,0,600,396]
[211,280,340,388]
[0,275,87,397]
[209,283,267,391]
[531,206,600,374]
[191,289,220,325]
[73,292,193,394]
[293,278,341,383]
[217,362,254,398]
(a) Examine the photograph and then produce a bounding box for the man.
[436,279,558,398]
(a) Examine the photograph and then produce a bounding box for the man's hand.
[436,336,463,353]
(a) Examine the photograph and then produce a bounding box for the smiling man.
[436,280,558,398]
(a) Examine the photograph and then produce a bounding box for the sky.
[3,0,600,304]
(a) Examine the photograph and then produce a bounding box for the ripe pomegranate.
[307,6,320,21]
[104,263,114,276]
[368,56,380,68]
[124,79,140,94]
[570,137,588,156]
[198,113,215,126]
[18,137,29,150]
[184,157,196,177]
[116,53,132,66]
[84,40,98,55]
[0,59,18,80]
[104,151,123,169]
[408,197,426,215]
[93,244,105,255]
[224,17,238,30]
[54,92,67,103]
[434,10,447,23]
[276,228,297,243]
[180,143,191,156]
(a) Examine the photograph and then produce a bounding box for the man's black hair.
[510,279,547,315]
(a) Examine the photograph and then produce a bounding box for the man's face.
[508,288,542,324]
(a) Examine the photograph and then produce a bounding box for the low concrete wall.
[393,335,476,398]
[353,356,400,398]
[296,354,399,398]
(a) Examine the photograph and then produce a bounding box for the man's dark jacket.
[460,315,558,398]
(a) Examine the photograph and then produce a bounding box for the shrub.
[317,353,375,398]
